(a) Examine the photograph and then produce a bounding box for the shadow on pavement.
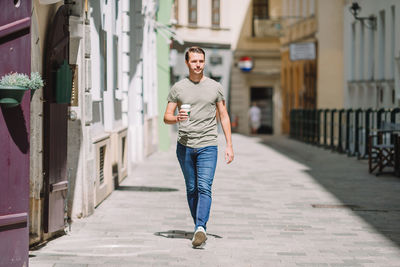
[154,230,222,239]
[116,186,179,192]
[259,135,400,247]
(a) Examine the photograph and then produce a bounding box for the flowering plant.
[0,72,44,90]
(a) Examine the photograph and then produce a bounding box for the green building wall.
[156,0,173,151]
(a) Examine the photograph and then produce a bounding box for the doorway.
[43,5,70,234]
[250,87,273,134]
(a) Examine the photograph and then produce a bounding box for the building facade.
[280,0,344,134]
[344,0,400,109]
[28,0,163,248]
[230,0,282,135]
[88,0,129,212]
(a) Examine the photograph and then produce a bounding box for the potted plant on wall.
[0,72,44,108]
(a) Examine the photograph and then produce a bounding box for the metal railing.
[290,108,400,158]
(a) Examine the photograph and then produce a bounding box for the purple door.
[0,1,31,266]
[43,5,70,234]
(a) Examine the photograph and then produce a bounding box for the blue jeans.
[176,142,218,231]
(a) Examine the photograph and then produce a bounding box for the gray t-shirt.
[167,77,225,148]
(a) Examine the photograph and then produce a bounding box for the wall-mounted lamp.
[349,2,377,30]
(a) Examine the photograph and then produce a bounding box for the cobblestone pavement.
[30,134,400,266]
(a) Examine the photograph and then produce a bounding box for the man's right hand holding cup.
[177,104,191,123]
[177,109,189,122]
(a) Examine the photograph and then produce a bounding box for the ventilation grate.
[99,145,106,184]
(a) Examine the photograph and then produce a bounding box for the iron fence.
[290,108,400,158]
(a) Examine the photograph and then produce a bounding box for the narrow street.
[30,134,400,266]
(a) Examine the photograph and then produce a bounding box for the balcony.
[253,18,283,38]
[280,16,317,45]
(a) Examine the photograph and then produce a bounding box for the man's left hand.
[225,146,234,164]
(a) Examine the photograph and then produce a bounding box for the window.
[390,6,395,79]
[359,23,365,80]
[296,0,301,18]
[209,54,223,65]
[100,28,107,91]
[212,0,220,27]
[113,35,119,90]
[115,0,119,21]
[188,0,197,25]
[378,10,385,79]
[252,0,269,36]
[309,0,315,16]
[367,26,375,80]
[253,0,269,20]
[302,0,307,17]
[288,0,294,18]
[350,23,356,80]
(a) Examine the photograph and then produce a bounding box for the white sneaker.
[192,226,207,247]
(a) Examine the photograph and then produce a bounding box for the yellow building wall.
[280,50,316,133]
[279,0,345,133]
[316,0,344,109]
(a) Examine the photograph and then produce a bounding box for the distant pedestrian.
[163,46,234,248]
[248,102,261,134]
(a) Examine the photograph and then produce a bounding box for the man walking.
[164,47,234,248]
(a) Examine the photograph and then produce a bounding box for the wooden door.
[0,1,31,266]
[43,5,70,234]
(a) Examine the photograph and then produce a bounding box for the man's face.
[186,52,205,75]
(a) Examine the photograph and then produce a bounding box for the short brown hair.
[185,46,205,61]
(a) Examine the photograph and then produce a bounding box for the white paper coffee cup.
[180,104,191,117]
[180,104,191,125]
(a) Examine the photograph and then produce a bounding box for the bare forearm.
[164,114,178,124]
[220,115,233,147]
